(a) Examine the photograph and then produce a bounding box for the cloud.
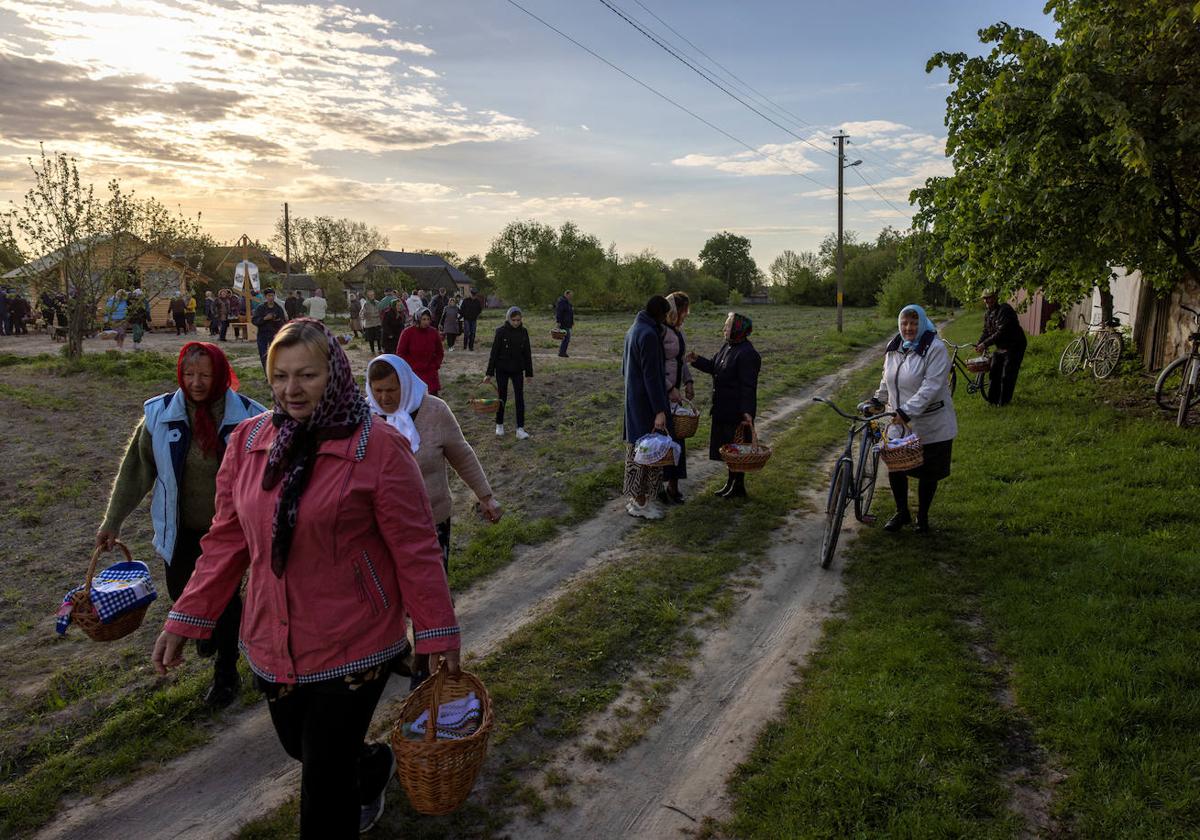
[671,141,823,177]
[408,65,439,78]
[840,120,909,137]
[702,224,829,235]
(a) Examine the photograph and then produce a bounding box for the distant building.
[345,250,475,298]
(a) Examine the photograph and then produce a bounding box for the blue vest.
[143,388,266,562]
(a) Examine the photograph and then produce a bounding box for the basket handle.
[734,419,758,446]
[423,660,449,743]
[85,540,133,590]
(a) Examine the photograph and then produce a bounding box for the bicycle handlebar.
[812,396,895,423]
[941,339,976,350]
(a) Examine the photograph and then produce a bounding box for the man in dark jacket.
[251,288,287,369]
[459,291,483,351]
[621,296,672,519]
[430,287,448,332]
[284,289,303,320]
[555,290,575,357]
[975,289,1027,406]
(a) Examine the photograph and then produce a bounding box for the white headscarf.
[364,354,428,452]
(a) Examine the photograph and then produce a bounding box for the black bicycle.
[943,340,992,402]
[1154,303,1200,427]
[813,397,891,569]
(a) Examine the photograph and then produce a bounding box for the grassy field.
[724,315,1200,838]
[0,304,893,836]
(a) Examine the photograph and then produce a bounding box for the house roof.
[349,250,474,289]
[3,234,212,284]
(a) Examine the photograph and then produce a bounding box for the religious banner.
[234,260,260,292]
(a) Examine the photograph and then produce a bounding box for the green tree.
[457,255,490,294]
[769,249,828,305]
[876,263,927,318]
[485,219,558,305]
[699,231,758,295]
[912,2,1200,307]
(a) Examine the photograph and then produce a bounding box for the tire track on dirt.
[36,339,886,840]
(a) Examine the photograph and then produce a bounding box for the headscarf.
[898,304,937,351]
[262,318,369,577]
[506,305,522,321]
[364,354,427,452]
[177,342,240,457]
[727,312,753,344]
[414,306,432,326]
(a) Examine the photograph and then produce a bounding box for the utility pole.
[283,202,291,289]
[834,131,847,333]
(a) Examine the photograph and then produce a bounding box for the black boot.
[915,516,931,534]
[714,472,736,497]
[724,473,747,498]
[205,662,241,709]
[883,511,912,532]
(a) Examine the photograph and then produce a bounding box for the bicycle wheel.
[854,428,880,521]
[1154,356,1199,412]
[820,459,852,570]
[1178,381,1195,428]
[1059,338,1084,375]
[1092,334,1121,379]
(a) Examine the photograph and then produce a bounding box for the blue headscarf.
[898,304,937,351]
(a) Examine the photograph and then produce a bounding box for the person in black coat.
[688,312,761,499]
[975,289,1027,406]
[459,292,483,351]
[485,306,534,439]
[251,288,287,369]
[555,290,575,357]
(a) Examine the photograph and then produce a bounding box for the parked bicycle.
[1154,303,1200,427]
[813,397,891,570]
[1059,312,1126,379]
[943,340,992,402]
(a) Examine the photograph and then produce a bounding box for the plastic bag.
[633,432,680,466]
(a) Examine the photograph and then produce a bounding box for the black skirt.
[708,418,742,461]
[663,437,687,480]
[888,438,953,481]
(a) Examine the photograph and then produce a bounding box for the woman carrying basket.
[863,304,957,533]
[96,342,266,707]
[659,292,694,505]
[153,320,461,836]
[687,312,761,499]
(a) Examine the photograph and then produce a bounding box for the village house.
[344,250,476,299]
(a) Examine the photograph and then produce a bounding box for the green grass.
[724,315,1200,838]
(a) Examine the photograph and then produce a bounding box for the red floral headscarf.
[177,342,240,457]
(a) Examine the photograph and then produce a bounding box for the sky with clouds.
[0,0,1056,270]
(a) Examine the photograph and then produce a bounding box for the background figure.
[0,288,8,336]
[154,321,459,836]
[170,293,187,336]
[303,288,327,322]
[975,289,1027,406]
[128,290,149,351]
[99,342,265,707]
[621,296,672,519]
[430,287,447,330]
[204,292,217,335]
[348,293,362,339]
[459,291,482,351]
[105,289,129,349]
[185,293,197,333]
[485,306,533,440]
[440,296,462,350]
[215,289,232,341]
[871,304,958,533]
[659,292,694,505]
[366,354,502,684]
[397,307,445,396]
[360,289,382,355]
[555,290,574,357]
[381,299,406,358]
[251,288,286,369]
[688,312,761,500]
[284,290,302,321]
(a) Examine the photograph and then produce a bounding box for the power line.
[849,165,909,216]
[504,0,836,192]
[597,0,837,161]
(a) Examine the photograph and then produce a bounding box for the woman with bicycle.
[863,304,957,533]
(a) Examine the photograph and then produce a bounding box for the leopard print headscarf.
[263,318,369,577]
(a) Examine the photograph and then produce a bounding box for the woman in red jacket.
[396,307,445,396]
[153,318,460,837]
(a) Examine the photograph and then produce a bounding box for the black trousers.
[495,370,525,427]
[436,518,451,573]
[363,325,381,355]
[261,669,394,839]
[987,344,1026,406]
[463,319,477,350]
[167,528,241,673]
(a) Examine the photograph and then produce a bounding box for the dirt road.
[36,339,886,840]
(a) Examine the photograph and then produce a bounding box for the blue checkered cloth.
[56,560,157,635]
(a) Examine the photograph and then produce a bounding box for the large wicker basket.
[719,421,771,473]
[391,665,493,816]
[671,401,700,439]
[468,382,501,415]
[879,422,924,471]
[965,355,991,373]
[70,541,149,642]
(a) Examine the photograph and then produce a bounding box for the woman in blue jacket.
[95,342,266,707]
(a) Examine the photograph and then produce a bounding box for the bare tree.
[271,213,388,277]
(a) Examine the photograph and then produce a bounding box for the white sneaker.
[495,424,504,436]
[625,499,664,520]
[515,428,530,440]
[447,346,454,352]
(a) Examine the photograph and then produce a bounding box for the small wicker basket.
[391,665,494,816]
[550,328,568,340]
[965,355,991,373]
[879,422,924,471]
[671,401,700,440]
[468,382,501,415]
[70,541,149,642]
[719,421,771,472]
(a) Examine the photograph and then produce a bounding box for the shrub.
[876,264,926,318]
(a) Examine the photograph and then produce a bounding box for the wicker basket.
[468,382,501,415]
[965,356,991,373]
[879,423,924,471]
[671,401,700,439]
[70,541,149,642]
[391,665,493,816]
[719,421,771,472]
[550,328,568,341]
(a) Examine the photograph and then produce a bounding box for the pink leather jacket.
[164,413,459,684]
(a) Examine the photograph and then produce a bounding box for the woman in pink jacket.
[153,318,460,837]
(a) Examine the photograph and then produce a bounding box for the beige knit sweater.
[411,395,493,523]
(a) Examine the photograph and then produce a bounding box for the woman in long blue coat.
[621,296,672,519]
